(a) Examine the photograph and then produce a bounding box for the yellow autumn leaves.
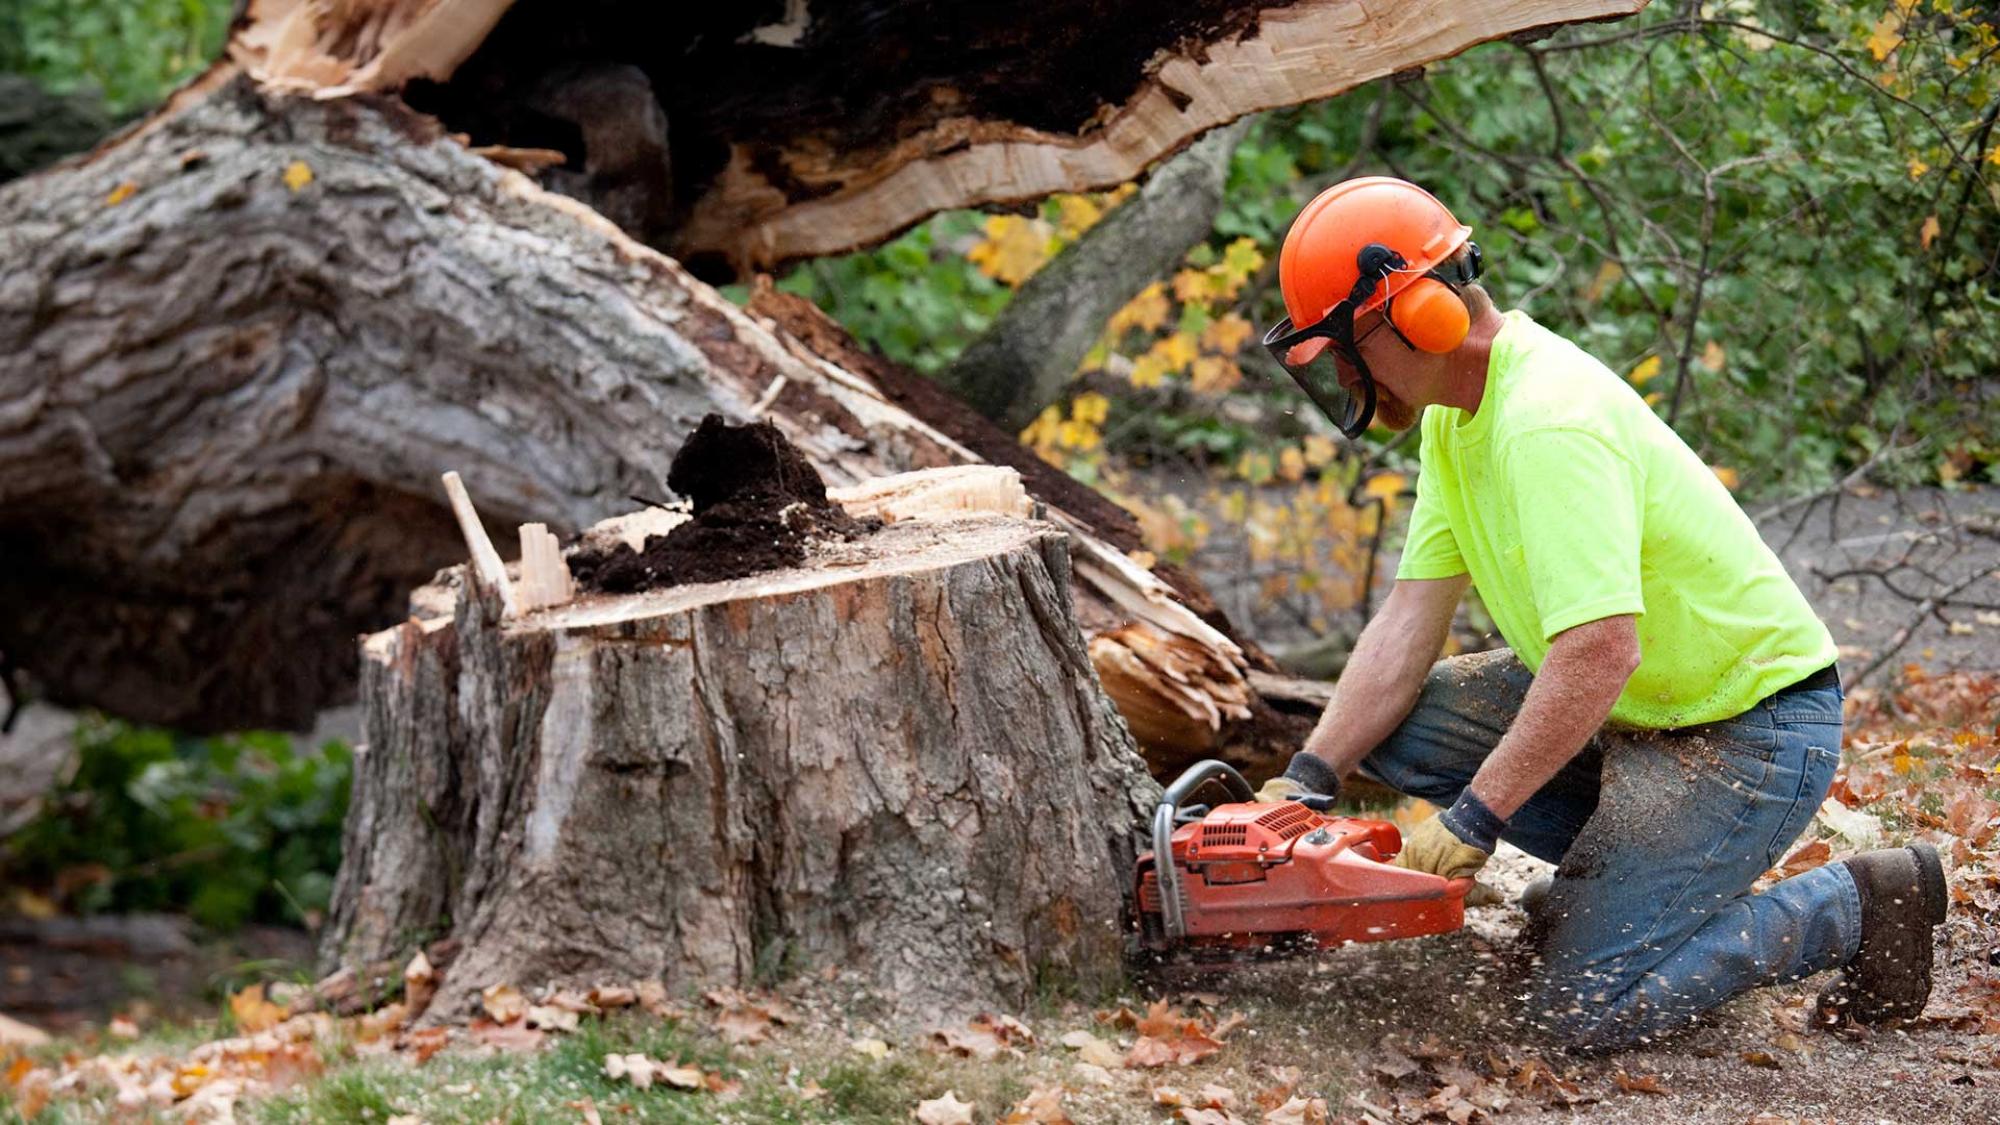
[965,184,1136,285]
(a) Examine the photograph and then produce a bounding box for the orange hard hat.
[1276,177,1474,360]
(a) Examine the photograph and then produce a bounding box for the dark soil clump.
[570,414,877,593]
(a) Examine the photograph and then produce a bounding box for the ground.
[2,485,1996,1124]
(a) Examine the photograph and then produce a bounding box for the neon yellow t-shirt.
[1395,310,1836,728]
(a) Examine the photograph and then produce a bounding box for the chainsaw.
[1135,760,1473,960]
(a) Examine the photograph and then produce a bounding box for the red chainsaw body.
[1136,800,1469,953]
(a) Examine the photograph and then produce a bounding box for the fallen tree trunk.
[0,75,1288,778]
[1,0,1649,764]
[327,507,1157,1019]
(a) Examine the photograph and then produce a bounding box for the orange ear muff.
[1388,277,1471,354]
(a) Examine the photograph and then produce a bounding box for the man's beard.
[1373,385,1418,431]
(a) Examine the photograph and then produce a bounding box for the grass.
[241,1011,1044,1125]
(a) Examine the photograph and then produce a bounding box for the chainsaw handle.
[1152,761,1255,942]
[1159,759,1255,810]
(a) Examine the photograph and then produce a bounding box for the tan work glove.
[1255,775,1308,803]
[1394,813,1505,906]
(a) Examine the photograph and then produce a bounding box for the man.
[1254,176,1947,1050]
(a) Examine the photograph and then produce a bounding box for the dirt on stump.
[570,414,876,592]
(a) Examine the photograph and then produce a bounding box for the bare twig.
[1850,566,1999,687]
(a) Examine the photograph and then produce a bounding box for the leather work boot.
[1817,843,1949,1026]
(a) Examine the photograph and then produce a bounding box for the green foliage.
[767,211,1012,375]
[1,719,352,931]
[1,0,234,114]
[768,0,1999,500]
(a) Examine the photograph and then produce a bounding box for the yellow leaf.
[1220,238,1265,284]
[1129,353,1170,389]
[1988,145,2000,167]
[1199,312,1254,355]
[1302,434,1337,468]
[1710,465,1740,491]
[1054,194,1103,239]
[967,215,1055,286]
[1107,282,1171,335]
[1171,268,1217,305]
[171,1064,213,1098]
[1278,447,1306,483]
[1362,472,1408,500]
[1071,392,1110,426]
[1907,156,1928,179]
[1627,355,1663,387]
[1701,339,1726,372]
[1188,354,1242,395]
[1152,331,1198,374]
[1921,214,1941,249]
[282,160,314,192]
[230,983,287,1033]
[1237,451,1274,485]
[1127,549,1157,571]
[1642,391,1664,406]
[1867,14,1904,61]
[1892,749,1914,775]
[105,181,139,206]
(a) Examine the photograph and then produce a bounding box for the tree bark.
[940,119,1250,431]
[325,512,1159,1020]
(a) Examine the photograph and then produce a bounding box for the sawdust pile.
[570,414,877,592]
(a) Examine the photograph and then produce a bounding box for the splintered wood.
[515,522,575,613]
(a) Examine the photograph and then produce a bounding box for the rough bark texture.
[940,120,1250,430]
[0,76,1274,782]
[326,515,1160,1020]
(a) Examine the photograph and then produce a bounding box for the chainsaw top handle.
[1160,759,1255,811]
[1152,760,1256,942]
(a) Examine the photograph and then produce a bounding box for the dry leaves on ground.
[915,1088,976,1124]
[929,1012,1037,1060]
[704,986,797,1046]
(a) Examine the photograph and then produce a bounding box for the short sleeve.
[1501,428,1647,640]
[1395,463,1467,582]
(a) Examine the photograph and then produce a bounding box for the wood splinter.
[439,471,517,615]
[515,522,576,613]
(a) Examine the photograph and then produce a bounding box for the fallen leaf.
[481,983,528,1024]
[658,1061,707,1090]
[1178,1109,1239,1125]
[468,1017,545,1053]
[1154,1086,1190,1107]
[229,984,287,1034]
[566,1096,604,1125]
[915,1089,976,1125]
[1740,1050,1783,1070]
[1197,1083,1238,1109]
[1001,1085,1074,1124]
[1072,1062,1115,1086]
[1775,839,1833,880]
[282,161,314,192]
[527,1004,581,1033]
[107,1015,139,1040]
[588,985,637,1010]
[402,1026,451,1064]
[852,1037,892,1060]
[1060,1030,1125,1068]
[1612,1070,1669,1095]
[106,181,139,206]
[605,1052,653,1089]
[1263,1095,1329,1125]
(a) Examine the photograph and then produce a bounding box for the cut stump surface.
[327,514,1159,1021]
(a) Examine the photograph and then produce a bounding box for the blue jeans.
[1359,649,1860,1049]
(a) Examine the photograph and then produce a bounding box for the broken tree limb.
[326,512,1159,1020]
[220,0,1647,275]
[938,119,1250,430]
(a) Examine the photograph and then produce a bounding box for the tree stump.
[323,513,1160,1020]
